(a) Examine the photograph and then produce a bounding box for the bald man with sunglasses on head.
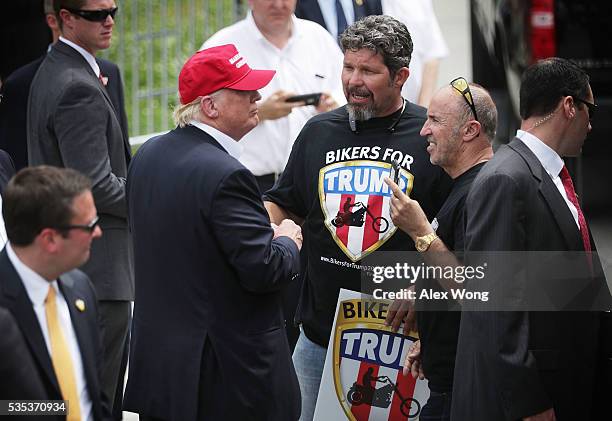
[27,1,133,413]
[384,79,497,421]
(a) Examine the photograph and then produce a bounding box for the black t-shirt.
[264,103,451,347]
[416,162,485,392]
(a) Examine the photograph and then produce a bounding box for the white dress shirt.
[0,193,6,247]
[382,0,449,103]
[317,0,354,38]
[6,243,93,421]
[59,36,101,78]
[189,120,243,160]
[202,12,345,176]
[516,130,580,228]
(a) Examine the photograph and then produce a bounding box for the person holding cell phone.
[201,0,346,194]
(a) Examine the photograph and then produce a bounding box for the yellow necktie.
[45,285,81,421]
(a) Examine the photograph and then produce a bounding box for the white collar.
[59,36,101,77]
[6,242,58,307]
[516,130,564,178]
[189,120,243,160]
[245,11,300,48]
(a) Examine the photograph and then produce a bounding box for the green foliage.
[101,0,245,137]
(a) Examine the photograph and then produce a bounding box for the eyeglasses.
[63,6,118,22]
[450,77,479,122]
[572,96,597,121]
[54,216,100,234]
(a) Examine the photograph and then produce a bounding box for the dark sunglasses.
[64,6,118,22]
[572,96,596,121]
[54,216,100,234]
[450,77,479,122]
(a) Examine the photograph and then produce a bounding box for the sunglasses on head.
[572,96,596,121]
[63,6,118,22]
[450,77,479,122]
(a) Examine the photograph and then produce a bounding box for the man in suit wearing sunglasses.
[27,1,133,414]
[0,0,128,173]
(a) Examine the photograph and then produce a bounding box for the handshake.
[271,219,303,250]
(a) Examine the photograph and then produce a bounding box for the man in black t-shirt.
[385,79,497,421]
[263,15,451,421]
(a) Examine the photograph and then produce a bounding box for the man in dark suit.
[295,0,382,39]
[124,44,303,421]
[0,165,110,421]
[452,58,610,420]
[26,0,132,411]
[0,0,128,171]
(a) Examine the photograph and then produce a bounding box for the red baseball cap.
[178,44,276,104]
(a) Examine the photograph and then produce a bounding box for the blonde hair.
[172,97,203,128]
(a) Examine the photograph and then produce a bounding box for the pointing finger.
[384,177,403,197]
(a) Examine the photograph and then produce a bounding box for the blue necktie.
[336,0,348,37]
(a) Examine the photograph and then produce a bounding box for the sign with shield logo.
[318,160,413,262]
[314,290,430,421]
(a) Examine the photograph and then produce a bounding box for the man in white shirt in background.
[0,165,110,421]
[202,0,345,193]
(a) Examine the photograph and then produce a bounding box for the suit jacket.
[452,138,610,420]
[0,149,15,194]
[295,0,383,31]
[0,306,48,410]
[27,41,133,301]
[0,52,128,171]
[123,126,301,421]
[0,248,110,421]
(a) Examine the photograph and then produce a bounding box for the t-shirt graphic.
[319,160,413,261]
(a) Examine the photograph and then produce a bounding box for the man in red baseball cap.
[174,43,276,140]
[123,44,304,421]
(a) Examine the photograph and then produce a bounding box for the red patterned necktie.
[559,165,591,252]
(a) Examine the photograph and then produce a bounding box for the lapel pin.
[75,299,86,312]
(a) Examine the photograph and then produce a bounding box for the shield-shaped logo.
[332,299,429,421]
[319,160,413,262]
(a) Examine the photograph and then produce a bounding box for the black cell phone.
[390,159,401,184]
[285,93,322,106]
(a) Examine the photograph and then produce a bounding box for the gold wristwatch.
[415,232,439,252]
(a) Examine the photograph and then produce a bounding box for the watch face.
[416,234,436,252]
[416,238,427,252]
